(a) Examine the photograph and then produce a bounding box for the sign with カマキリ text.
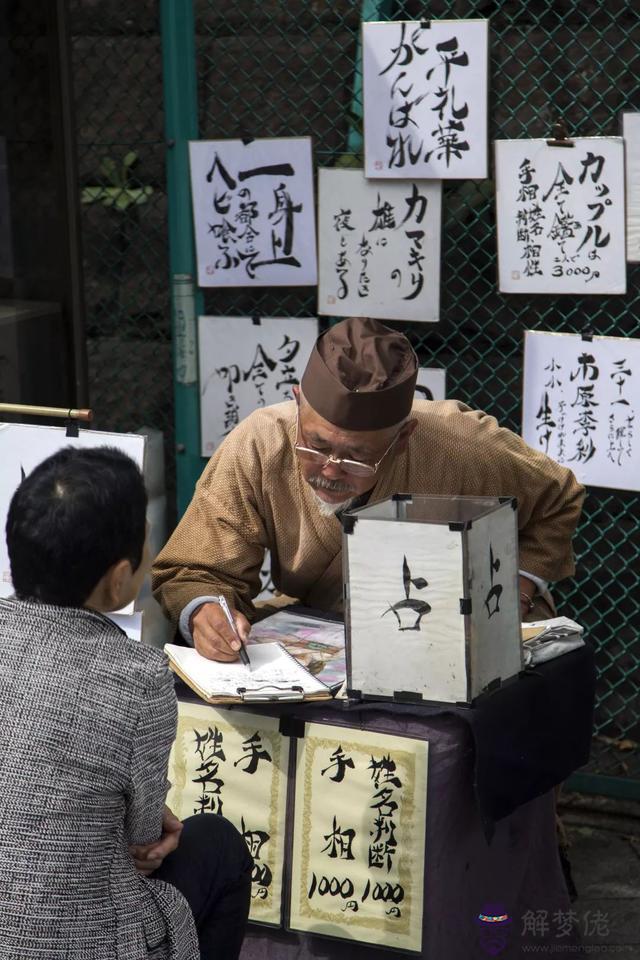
[317,168,441,323]
[289,722,428,952]
[496,137,626,295]
[363,19,489,180]
[522,329,640,490]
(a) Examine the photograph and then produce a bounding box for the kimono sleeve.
[124,657,178,846]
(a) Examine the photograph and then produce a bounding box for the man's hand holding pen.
[190,599,251,662]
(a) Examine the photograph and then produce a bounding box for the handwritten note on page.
[164,641,330,701]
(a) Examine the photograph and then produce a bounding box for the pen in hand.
[218,595,252,671]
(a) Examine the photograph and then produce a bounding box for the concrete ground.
[559,793,640,956]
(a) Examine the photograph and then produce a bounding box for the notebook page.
[164,641,328,698]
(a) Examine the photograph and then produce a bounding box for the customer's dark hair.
[6,446,147,607]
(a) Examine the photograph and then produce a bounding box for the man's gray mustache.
[307,475,354,494]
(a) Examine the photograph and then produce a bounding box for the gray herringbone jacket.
[0,598,199,960]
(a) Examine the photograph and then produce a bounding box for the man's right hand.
[190,601,251,661]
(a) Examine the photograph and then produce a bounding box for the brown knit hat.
[300,317,418,430]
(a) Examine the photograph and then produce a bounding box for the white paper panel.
[522,329,640,491]
[167,703,289,925]
[290,722,427,952]
[347,518,467,702]
[363,19,489,179]
[198,316,317,456]
[189,138,317,287]
[317,168,441,323]
[496,137,626,294]
[0,424,145,614]
[415,367,446,401]
[623,112,640,262]
[107,611,143,643]
[466,504,522,697]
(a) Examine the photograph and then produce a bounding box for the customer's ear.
[103,558,133,611]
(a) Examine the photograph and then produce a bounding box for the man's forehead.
[301,405,388,453]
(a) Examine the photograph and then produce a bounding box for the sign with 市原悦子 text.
[522,329,640,491]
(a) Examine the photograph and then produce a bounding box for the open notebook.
[164,641,334,704]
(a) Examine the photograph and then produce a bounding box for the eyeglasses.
[294,407,401,478]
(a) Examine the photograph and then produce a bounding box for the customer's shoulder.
[92,619,173,696]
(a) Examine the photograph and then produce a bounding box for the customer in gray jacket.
[0,446,252,960]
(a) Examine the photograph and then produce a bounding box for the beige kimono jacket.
[152,399,585,625]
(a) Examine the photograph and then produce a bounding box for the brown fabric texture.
[152,399,585,626]
[300,317,418,429]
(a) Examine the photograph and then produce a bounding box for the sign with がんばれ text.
[363,19,488,180]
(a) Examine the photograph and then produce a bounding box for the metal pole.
[0,403,92,421]
[347,0,396,156]
[160,0,204,517]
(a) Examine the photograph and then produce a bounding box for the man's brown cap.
[300,317,418,430]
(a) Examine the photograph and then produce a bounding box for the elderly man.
[153,317,585,662]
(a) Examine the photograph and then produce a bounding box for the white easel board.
[0,423,145,615]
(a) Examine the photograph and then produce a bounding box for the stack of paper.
[164,641,333,704]
[521,616,585,666]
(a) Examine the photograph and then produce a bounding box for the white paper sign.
[289,722,428,952]
[317,169,441,323]
[363,19,489,180]
[523,330,640,491]
[198,316,317,456]
[496,138,626,295]
[167,703,290,925]
[415,367,446,401]
[622,112,640,262]
[189,138,317,287]
[0,424,145,614]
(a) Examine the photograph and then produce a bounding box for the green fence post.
[160,0,204,516]
[347,0,396,155]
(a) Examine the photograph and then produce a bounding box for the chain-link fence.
[194,0,640,790]
[69,1,175,506]
[66,0,640,790]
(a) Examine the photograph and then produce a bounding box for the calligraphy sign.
[167,701,290,926]
[523,330,640,491]
[317,169,441,323]
[363,19,489,180]
[198,316,317,455]
[496,137,626,294]
[189,138,317,287]
[0,424,144,615]
[415,367,446,401]
[289,722,428,952]
[622,113,640,262]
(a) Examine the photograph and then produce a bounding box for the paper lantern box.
[342,494,523,705]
